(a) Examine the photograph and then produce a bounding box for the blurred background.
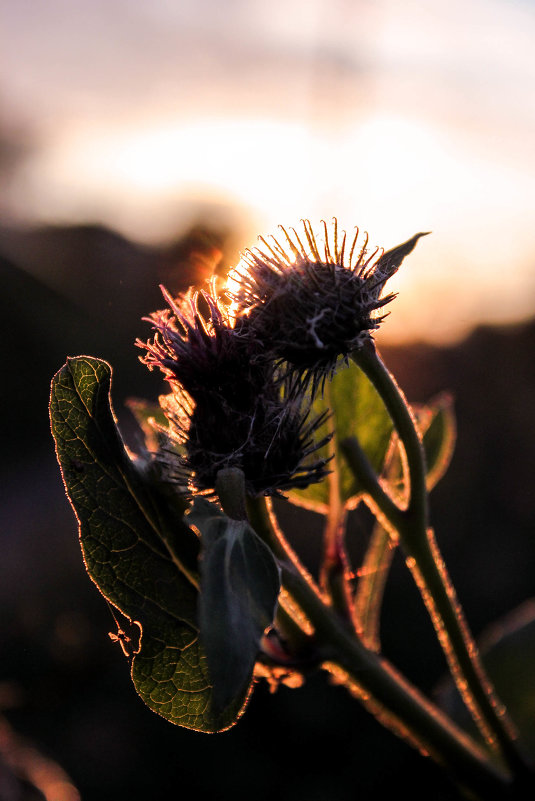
[1,1,535,799]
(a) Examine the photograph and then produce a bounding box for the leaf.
[354,521,396,652]
[421,393,456,490]
[126,395,189,519]
[125,396,169,452]
[373,232,430,287]
[50,356,248,732]
[188,498,281,712]
[369,393,456,502]
[288,360,393,513]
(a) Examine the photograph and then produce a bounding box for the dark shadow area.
[1,222,534,800]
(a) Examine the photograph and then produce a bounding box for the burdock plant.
[50,220,534,799]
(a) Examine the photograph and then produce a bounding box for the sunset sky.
[2,0,535,343]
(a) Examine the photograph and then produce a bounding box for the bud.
[137,282,331,498]
[232,219,428,393]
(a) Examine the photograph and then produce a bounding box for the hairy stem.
[350,340,530,777]
[246,495,322,598]
[248,496,511,801]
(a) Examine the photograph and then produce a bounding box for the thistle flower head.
[232,219,428,392]
[137,282,330,498]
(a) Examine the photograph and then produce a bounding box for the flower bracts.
[138,283,330,498]
[139,220,427,501]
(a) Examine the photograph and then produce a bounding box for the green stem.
[320,381,354,620]
[274,600,316,655]
[321,506,356,624]
[249,496,511,800]
[341,436,405,532]
[246,495,322,597]
[352,340,428,528]
[350,340,530,777]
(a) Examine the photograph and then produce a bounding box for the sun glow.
[22,113,450,240]
[17,110,535,343]
[113,119,311,195]
[22,110,532,251]
[26,117,318,240]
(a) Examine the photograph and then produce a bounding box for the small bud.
[215,467,248,520]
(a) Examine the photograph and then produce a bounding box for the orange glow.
[18,108,535,344]
[4,0,535,344]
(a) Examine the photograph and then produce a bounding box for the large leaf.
[288,360,393,513]
[188,498,281,713]
[50,356,248,732]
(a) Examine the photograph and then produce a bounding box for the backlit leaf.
[288,360,393,513]
[188,498,281,712]
[50,356,248,732]
[421,393,456,490]
[125,396,169,452]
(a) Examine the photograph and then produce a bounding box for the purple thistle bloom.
[137,283,331,498]
[232,219,428,393]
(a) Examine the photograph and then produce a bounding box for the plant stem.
[320,381,354,620]
[248,496,511,800]
[321,505,356,624]
[246,495,322,597]
[350,339,530,778]
[340,435,405,532]
[352,340,428,527]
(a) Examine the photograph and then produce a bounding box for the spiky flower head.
[137,282,330,498]
[232,219,428,392]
